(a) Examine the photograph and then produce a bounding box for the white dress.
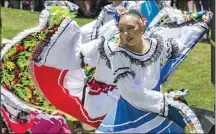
[34,7,210,132]
[96,32,205,133]
[35,19,119,119]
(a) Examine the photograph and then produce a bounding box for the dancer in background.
[81,0,137,43]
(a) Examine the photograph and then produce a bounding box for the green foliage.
[163,43,215,110]
[49,4,76,27]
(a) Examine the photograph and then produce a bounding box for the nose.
[124,31,128,35]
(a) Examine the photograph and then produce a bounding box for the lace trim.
[165,38,180,58]
[98,37,111,69]
[119,39,152,56]
[36,18,72,65]
[1,95,29,118]
[113,67,130,75]
[170,38,179,57]
[113,71,135,83]
[169,100,204,133]
[110,36,163,68]
[79,52,85,68]
[154,18,209,29]
[1,87,36,112]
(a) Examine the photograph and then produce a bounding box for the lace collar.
[110,36,164,67]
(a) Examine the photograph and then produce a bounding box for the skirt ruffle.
[97,97,184,133]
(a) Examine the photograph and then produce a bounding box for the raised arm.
[146,12,211,59]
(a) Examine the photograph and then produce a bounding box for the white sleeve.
[36,18,105,70]
[149,33,179,59]
[110,53,167,115]
[148,21,208,59]
[36,20,82,70]
[80,37,105,68]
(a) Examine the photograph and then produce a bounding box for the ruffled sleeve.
[149,33,179,59]
[147,17,209,59]
[79,37,106,68]
[109,52,168,115]
[36,18,106,70]
[35,19,83,70]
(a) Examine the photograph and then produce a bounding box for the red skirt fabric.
[33,64,104,128]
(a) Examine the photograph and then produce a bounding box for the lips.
[126,37,132,42]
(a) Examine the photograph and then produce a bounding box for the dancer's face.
[119,15,144,47]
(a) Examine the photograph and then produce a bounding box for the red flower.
[32,94,39,99]
[0,62,2,69]
[14,70,21,76]
[53,27,58,31]
[141,15,147,26]
[16,46,25,52]
[2,83,9,89]
[27,86,34,91]
[49,29,55,33]
[42,27,47,32]
[13,78,20,84]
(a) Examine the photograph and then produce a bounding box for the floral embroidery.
[180,111,197,133]
[0,4,77,121]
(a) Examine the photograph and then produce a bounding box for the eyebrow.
[119,23,136,27]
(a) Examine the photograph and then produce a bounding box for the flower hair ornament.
[113,8,148,26]
[141,14,147,26]
[113,7,128,25]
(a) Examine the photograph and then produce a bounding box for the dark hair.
[124,9,142,18]
[114,9,145,26]
[122,9,143,24]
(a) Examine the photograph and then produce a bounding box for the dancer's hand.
[161,89,190,117]
[202,11,213,23]
[165,89,189,105]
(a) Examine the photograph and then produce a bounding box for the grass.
[1,7,215,111]
[1,8,93,39]
[163,43,215,110]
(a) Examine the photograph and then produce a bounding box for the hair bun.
[113,8,147,26]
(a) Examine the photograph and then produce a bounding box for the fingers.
[202,11,213,23]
